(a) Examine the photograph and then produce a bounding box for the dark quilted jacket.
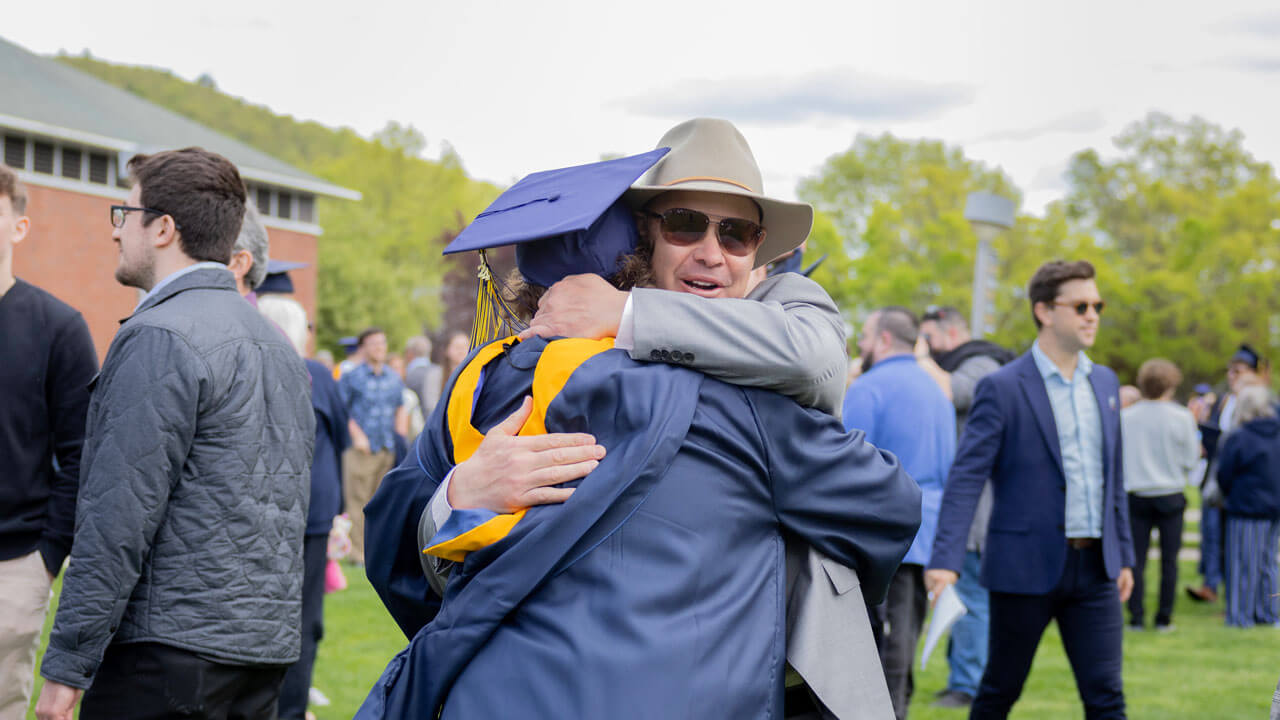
[41,267,315,690]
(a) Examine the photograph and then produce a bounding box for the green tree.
[800,119,1280,388]
[799,133,1021,334]
[1055,113,1280,385]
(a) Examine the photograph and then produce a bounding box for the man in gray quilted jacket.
[35,148,315,720]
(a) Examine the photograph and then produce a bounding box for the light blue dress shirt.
[1031,340,1105,538]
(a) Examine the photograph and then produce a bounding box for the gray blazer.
[422,271,892,719]
[628,272,848,417]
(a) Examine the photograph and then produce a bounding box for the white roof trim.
[0,113,136,152]
[1,115,360,202]
[238,167,360,201]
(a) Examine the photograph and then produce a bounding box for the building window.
[88,153,109,184]
[61,147,82,180]
[298,194,315,223]
[3,135,25,169]
[256,186,272,215]
[277,191,293,220]
[32,142,54,174]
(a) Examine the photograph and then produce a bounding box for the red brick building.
[1,36,358,359]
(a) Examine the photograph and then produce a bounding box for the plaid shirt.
[339,363,404,452]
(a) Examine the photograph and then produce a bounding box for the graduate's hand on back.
[518,274,627,341]
[448,396,606,513]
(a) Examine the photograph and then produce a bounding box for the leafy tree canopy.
[801,114,1280,388]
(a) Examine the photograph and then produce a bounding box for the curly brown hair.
[504,238,655,320]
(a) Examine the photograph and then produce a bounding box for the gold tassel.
[469,249,527,351]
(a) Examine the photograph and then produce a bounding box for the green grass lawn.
[29,557,1280,719]
[906,559,1279,720]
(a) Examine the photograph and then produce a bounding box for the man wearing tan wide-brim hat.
[427,118,902,718]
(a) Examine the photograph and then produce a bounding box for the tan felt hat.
[624,118,814,268]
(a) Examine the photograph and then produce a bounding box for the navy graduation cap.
[766,247,826,279]
[257,259,307,295]
[444,148,668,347]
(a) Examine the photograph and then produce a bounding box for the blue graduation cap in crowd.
[257,259,307,295]
[767,248,805,277]
[338,336,359,355]
[766,247,827,279]
[444,148,669,346]
[1231,343,1262,370]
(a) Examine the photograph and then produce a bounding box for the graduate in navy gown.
[360,127,921,720]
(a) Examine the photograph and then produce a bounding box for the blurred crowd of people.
[844,277,1278,719]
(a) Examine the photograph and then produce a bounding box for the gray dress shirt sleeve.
[953,356,1002,551]
[952,355,1003,417]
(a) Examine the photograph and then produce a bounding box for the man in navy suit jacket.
[926,259,1136,720]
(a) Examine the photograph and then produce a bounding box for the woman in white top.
[1121,358,1201,631]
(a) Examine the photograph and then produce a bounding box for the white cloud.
[618,67,973,125]
[970,111,1107,144]
[5,0,1280,219]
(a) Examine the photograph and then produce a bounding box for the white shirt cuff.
[429,468,456,531]
[614,292,635,350]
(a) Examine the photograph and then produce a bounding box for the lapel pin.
[1109,396,1116,410]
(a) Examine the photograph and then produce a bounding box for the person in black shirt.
[0,166,97,718]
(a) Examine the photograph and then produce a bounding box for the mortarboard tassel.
[469,249,528,351]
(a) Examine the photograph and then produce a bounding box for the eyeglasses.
[642,208,765,257]
[1052,300,1105,316]
[111,205,180,230]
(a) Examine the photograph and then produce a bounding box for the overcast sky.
[9,0,1280,214]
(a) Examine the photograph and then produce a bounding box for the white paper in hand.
[920,584,967,670]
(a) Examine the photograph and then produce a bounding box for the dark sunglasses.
[111,205,180,230]
[642,208,765,257]
[1052,300,1105,316]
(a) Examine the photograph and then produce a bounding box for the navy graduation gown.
[360,337,920,719]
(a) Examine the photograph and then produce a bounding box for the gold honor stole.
[424,337,615,562]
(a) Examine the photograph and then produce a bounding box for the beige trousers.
[0,551,53,720]
[342,448,396,565]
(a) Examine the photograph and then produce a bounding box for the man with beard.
[36,148,314,720]
[844,307,954,719]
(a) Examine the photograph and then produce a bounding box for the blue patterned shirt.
[1031,341,1105,538]
[339,363,404,452]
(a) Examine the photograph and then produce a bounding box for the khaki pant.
[342,448,395,565]
[0,551,53,720]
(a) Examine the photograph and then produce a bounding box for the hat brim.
[623,181,814,269]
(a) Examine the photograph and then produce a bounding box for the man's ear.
[1032,301,1052,328]
[151,214,180,250]
[11,216,29,246]
[227,248,252,277]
